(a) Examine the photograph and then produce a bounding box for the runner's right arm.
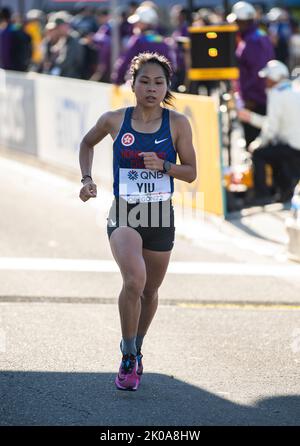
[79,112,113,202]
[79,112,112,176]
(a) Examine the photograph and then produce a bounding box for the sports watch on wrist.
[162,160,172,173]
[81,175,92,184]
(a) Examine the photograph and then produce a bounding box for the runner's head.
[130,52,175,107]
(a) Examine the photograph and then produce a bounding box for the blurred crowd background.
[2,1,300,209]
[0,1,300,89]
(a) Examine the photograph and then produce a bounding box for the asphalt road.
[0,302,299,426]
[0,152,300,426]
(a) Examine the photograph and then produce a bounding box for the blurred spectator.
[95,9,111,37]
[92,28,111,82]
[228,1,275,150]
[238,60,300,204]
[289,21,300,72]
[192,8,222,27]
[91,10,113,83]
[170,5,189,90]
[0,6,32,72]
[128,1,139,16]
[171,5,189,38]
[71,5,98,37]
[41,18,59,74]
[119,10,134,50]
[140,1,168,36]
[24,9,44,71]
[191,8,211,27]
[79,31,98,80]
[266,8,292,66]
[0,6,14,69]
[111,5,176,85]
[43,12,84,79]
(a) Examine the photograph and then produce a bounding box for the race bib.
[119,168,171,203]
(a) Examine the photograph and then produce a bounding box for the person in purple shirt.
[95,9,111,37]
[92,29,111,82]
[229,2,275,149]
[111,6,176,86]
[91,10,112,83]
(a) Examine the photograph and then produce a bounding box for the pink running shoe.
[136,350,143,379]
[115,354,139,391]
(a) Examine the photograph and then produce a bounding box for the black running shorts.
[106,197,175,252]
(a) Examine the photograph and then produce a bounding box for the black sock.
[120,337,137,356]
[136,334,145,353]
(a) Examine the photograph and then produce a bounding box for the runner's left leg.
[137,248,172,341]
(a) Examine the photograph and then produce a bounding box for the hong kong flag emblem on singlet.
[121,133,135,146]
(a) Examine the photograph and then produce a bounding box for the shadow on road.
[0,371,299,426]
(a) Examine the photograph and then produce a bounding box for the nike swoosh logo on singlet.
[154,138,168,144]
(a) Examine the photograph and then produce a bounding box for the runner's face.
[133,63,168,107]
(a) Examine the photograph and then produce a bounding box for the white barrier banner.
[0,70,38,155]
[35,74,113,186]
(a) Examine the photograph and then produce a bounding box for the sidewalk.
[226,202,300,264]
[175,199,294,265]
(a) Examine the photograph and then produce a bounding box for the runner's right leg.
[110,227,146,343]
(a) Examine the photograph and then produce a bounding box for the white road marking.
[0,257,300,277]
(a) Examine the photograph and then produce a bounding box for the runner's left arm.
[167,114,197,183]
[140,115,196,183]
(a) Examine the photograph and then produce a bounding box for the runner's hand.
[79,180,97,202]
[139,152,164,171]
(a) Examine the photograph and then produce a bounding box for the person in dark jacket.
[92,28,111,83]
[0,6,32,72]
[44,13,84,79]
